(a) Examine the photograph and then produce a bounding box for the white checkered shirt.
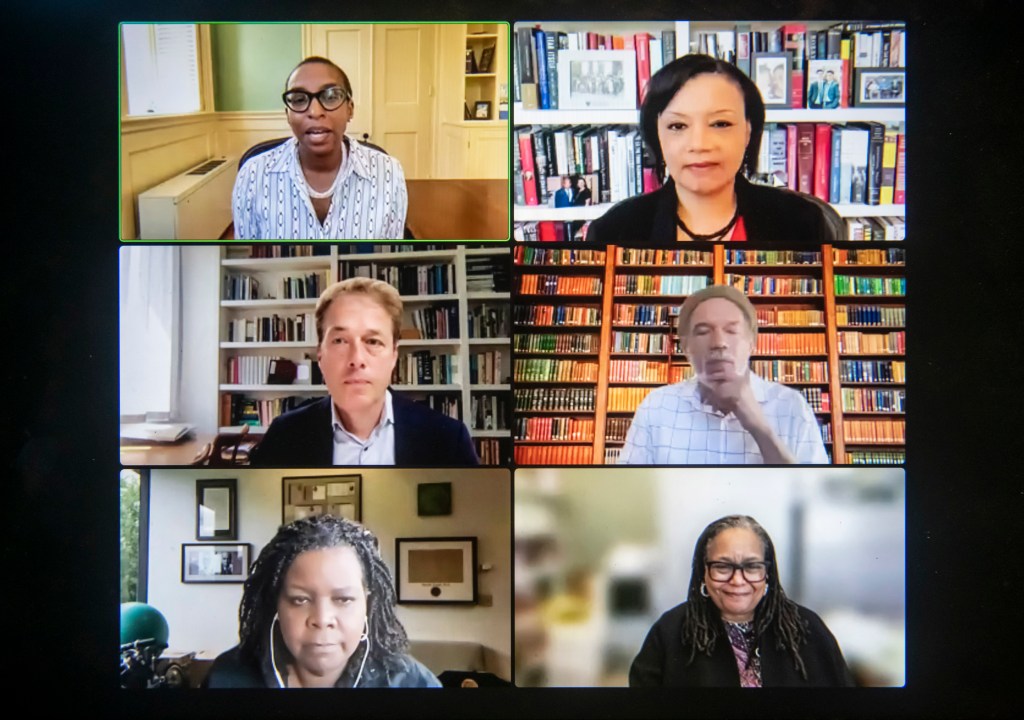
[233,137,407,240]
[618,373,829,464]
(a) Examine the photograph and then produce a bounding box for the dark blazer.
[585,175,844,245]
[629,601,855,687]
[249,394,479,467]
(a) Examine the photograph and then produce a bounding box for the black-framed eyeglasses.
[282,86,350,112]
[706,561,769,582]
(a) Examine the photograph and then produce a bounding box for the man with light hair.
[251,277,478,466]
[619,285,828,464]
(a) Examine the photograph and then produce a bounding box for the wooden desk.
[120,434,210,466]
[406,179,508,240]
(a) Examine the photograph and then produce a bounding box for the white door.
[303,25,373,140]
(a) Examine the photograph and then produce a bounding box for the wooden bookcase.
[512,242,905,465]
[219,244,512,465]
[512,20,906,229]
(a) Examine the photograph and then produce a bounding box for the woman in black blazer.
[586,55,843,245]
[630,515,855,687]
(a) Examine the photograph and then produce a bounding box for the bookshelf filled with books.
[219,244,512,465]
[512,242,906,465]
[512,20,906,239]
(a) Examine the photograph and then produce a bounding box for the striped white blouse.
[232,137,407,240]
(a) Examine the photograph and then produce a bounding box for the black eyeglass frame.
[282,86,351,113]
[705,560,771,582]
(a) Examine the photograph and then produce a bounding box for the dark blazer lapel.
[390,393,418,466]
[311,397,335,466]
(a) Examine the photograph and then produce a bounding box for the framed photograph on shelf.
[195,479,237,541]
[478,45,495,73]
[557,49,637,110]
[751,52,791,108]
[181,543,251,583]
[465,48,478,74]
[806,59,843,109]
[395,537,477,604]
[474,101,492,119]
[854,68,906,107]
[282,475,361,524]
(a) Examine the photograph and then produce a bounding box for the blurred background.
[514,467,904,687]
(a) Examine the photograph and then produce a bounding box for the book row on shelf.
[754,123,904,207]
[607,386,656,413]
[518,274,603,295]
[226,314,315,343]
[221,395,307,428]
[470,394,510,431]
[513,304,601,326]
[836,305,904,327]
[465,255,513,293]
[515,445,594,465]
[608,360,692,384]
[475,439,506,466]
[394,352,460,386]
[841,387,905,413]
[844,449,905,465]
[513,246,607,266]
[836,331,905,354]
[724,249,819,265]
[223,271,329,301]
[468,304,510,339]
[408,304,460,340]
[800,387,830,412]
[834,276,906,296]
[611,331,672,354]
[754,333,826,355]
[515,333,601,354]
[514,359,599,383]
[225,355,321,386]
[470,351,506,385]
[245,244,331,258]
[516,416,595,442]
[514,387,596,412]
[833,247,904,265]
[341,261,456,296]
[724,274,822,296]
[757,308,825,326]
[839,359,905,383]
[514,21,905,111]
[612,303,677,326]
[844,419,905,444]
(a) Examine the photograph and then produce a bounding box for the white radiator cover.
[137,156,238,239]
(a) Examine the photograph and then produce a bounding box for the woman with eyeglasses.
[232,56,408,240]
[204,515,440,688]
[629,515,854,687]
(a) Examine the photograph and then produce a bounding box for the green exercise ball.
[120,602,169,648]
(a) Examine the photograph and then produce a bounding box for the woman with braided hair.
[205,515,440,688]
[629,515,854,687]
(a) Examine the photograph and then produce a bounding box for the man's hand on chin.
[700,370,767,433]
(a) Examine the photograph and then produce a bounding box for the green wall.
[211,24,302,111]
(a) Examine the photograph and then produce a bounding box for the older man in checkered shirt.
[619,285,829,465]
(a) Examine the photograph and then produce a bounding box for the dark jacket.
[586,175,844,245]
[629,601,855,687]
[249,394,479,467]
[204,645,441,688]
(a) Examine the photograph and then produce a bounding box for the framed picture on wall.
[283,475,361,525]
[181,543,252,584]
[751,52,791,108]
[195,479,237,540]
[395,537,477,604]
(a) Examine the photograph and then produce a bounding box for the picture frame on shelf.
[464,102,473,120]
[465,48,478,74]
[854,68,906,107]
[478,45,495,73]
[751,52,791,108]
[557,49,637,110]
[474,101,492,119]
[546,174,598,208]
[806,59,843,110]
[181,543,251,584]
[282,474,361,525]
[195,478,237,541]
[395,537,478,604]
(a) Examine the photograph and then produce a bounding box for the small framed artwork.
[478,45,495,73]
[752,52,791,108]
[181,543,251,583]
[417,482,452,517]
[558,49,637,110]
[474,101,492,119]
[464,102,472,120]
[195,479,237,541]
[395,537,478,604]
[465,48,478,74]
[283,475,361,525]
[806,59,844,109]
[854,68,906,107]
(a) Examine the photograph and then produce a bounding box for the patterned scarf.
[724,621,762,688]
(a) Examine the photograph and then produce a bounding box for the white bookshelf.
[217,245,512,461]
[513,19,907,227]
